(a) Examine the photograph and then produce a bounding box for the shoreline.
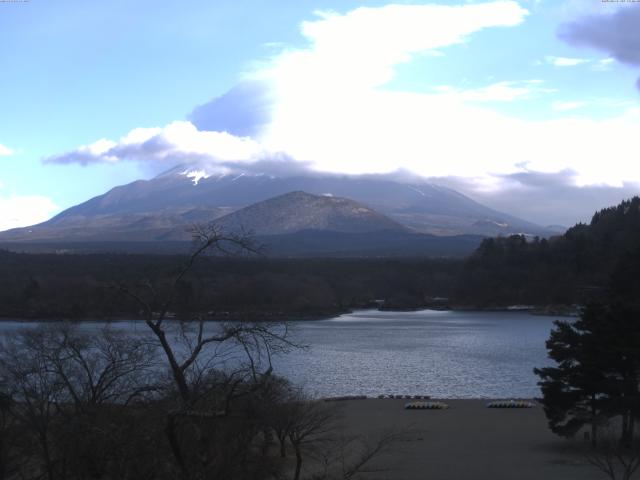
[0,304,575,323]
[322,395,541,402]
[0,308,351,323]
[380,304,580,317]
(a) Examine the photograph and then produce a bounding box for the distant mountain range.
[0,164,558,256]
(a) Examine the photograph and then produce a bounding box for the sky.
[1,0,640,229]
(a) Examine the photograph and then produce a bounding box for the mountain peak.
[212,191,407,235]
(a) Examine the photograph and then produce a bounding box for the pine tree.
[535,248,640,445]
[534,304,609,445]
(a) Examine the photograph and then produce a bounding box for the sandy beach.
[334,399,602,480]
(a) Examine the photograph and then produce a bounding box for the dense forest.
[1,196,640,320]
[0,253,461,320]
[455,196,640,308]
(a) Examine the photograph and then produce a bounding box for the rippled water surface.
[0,309,557,398]
[275,309,557,398]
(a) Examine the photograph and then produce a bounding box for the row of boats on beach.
[405,399,536,409]
[323,395,537,409]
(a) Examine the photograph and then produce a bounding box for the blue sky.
[1,0,639,229]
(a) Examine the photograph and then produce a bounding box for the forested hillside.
[455,197,640,307]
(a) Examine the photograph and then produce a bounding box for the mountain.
[211,191,406,235]
[0,188,485,257]
[202,191,482,257]
[0,164,551,244]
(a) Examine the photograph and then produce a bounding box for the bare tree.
[264,383,412,480]
[281,395,342,480]
[0,389,17,480]
[585,422,640,480]
[118,224,294,404]
[309,429,408,480]
[0,324,161,480]
[0,330,67,480]
[36,324,158,410]
[117,224,300,479]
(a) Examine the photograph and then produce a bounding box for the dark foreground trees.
[0,324,397,480]
[534,303,617,445]
[0,226,399,480]
[0,324,160,480]
[114,225,301,478]
[535,249,640,449]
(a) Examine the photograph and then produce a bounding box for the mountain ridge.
[0,165,554,247]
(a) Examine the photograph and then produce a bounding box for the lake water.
[0,309,558,399]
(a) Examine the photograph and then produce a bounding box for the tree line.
[0,252,461,320]
[455,197,640,307]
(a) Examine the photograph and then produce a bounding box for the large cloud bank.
[46,121,268,170]
[46,1,640,204]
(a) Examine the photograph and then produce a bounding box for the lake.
[0,309,558,399]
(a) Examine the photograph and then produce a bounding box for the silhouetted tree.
[0,324,159,480]
[0,389,16,480]
[535,247,640,446]
[118,224,299,479]
[534,303,610,445]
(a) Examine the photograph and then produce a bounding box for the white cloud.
[44,1,640,190]
[48,1,530,173]
[248,2,640,185]
[592,57,615,71]
[280,1,529,89]
[46,121,268,169]
[0,148,60,231]
[0,194,60,232]
[254,1,528,94]
[251,1,534,175]
[544,55,590,67]
[552,100,586,111]
[0,144,13,156]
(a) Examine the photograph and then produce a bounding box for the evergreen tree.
[535,248,640,445]
[534,304,609,445]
